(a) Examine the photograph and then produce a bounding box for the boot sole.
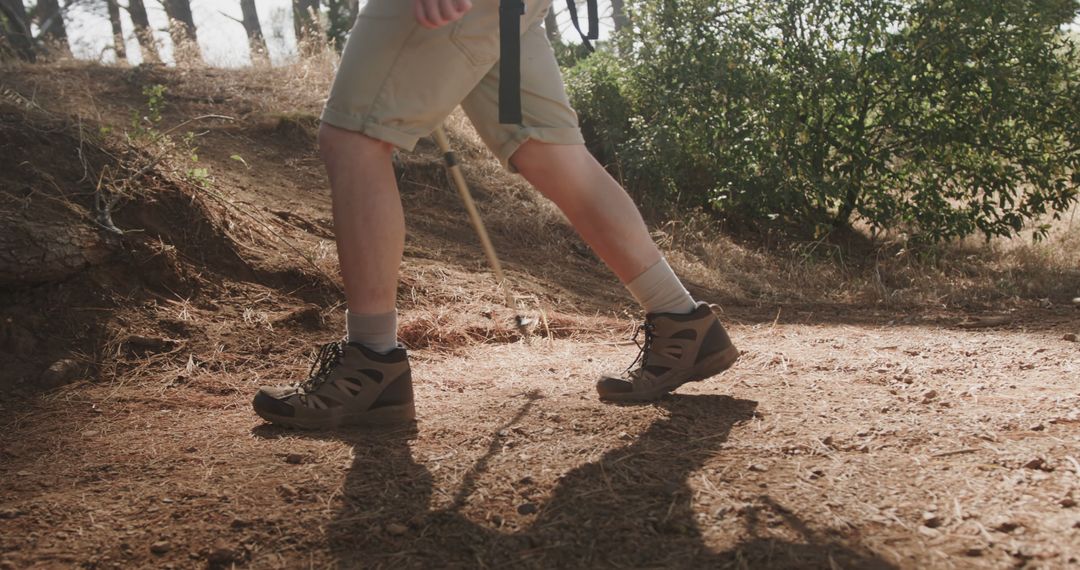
[600,345,740,402]
[253,399,416,430]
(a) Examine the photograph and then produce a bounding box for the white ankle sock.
[625,258,697,315]
[346,309,398,353]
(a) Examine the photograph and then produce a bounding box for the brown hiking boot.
[252,340,415,429]
[597,302,739,402]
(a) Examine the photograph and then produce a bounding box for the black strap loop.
[498,0,526,124]
[566,0,599,52]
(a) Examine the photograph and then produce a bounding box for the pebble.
[517,503,538,515]
[206,547,236,566]
[150,541,170,555]
[921,390,938,403]
[40,359,81,388]
[385,523,408,536]
[1023,457,1053,471]
[285,454,304,464]
[748,464,768,472]
[1064,333,1078,342]
[922,512,943,528]
[993,520,1020,533]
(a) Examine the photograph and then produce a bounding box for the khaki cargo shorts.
[320,0,585,171]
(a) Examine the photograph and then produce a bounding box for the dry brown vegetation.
[1,60,1078,569]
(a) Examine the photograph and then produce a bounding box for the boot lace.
[299,341,344,393]
[624,321,656,378]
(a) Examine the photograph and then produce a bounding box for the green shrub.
[567,0,1080,242]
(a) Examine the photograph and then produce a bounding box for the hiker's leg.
[510,142,659,282]
[318,124,402,316]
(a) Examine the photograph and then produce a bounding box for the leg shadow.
[511,394,897,568]
[254,393,896,568]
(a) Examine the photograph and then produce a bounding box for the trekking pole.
[432,125,534,340]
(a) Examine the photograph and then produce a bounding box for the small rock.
[385,523,408,536]
[150,541,170,555]
[922,512,943,528]
[965,547,984,557]
[517,503,538,515]
[1064,333,1078,342]
[1072,297,1080,307]
[542,427,555,435]
[0,509,24,520]
[518,475,535,486]
[1023,457,1053,471]
[992,520,1020,533]
[1061,497,1077,508]
[278,484,297,498]
[617,431,632,440]
[284,453,304,465]
[206,546,237,567]
[921,390,938,403]
[748,464,768,472]
[40,359,81,388]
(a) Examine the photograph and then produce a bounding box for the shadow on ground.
[257,395,895,569]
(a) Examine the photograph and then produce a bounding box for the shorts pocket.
[450,11,499,67]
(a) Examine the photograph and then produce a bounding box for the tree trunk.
[126,0,160,63]
[0,0,36,61]
[239,0,268,65]
[160,0,202,64]
[34,0,70,56]
[292,0,320,52]
[611,0,630,33]
[106,0,126,62]
[324,0,355,51]
[544,3,560,46]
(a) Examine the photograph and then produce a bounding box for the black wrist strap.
[498,0,526,124]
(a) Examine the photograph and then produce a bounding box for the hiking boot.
[252,340,415,429]
[596,302,739,402]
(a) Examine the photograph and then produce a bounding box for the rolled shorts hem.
[320,106,420,151]
[498,125,586,172]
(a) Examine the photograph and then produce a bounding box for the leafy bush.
[566,0,1080,242]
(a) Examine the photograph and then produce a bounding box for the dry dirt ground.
[1,64,1079,569]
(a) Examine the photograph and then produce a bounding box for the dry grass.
[2,58,1080,570]
[5,56,1075,316]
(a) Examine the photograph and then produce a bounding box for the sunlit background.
[58,0,618,67]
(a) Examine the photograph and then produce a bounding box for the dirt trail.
[3,312,1079,569]
[1,65,1079,569]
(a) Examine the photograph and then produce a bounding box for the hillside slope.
[0,63,1078,569]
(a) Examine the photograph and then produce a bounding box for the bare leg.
[510,141,662,283]
[318,124,403,314]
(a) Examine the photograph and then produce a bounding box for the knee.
[511,140,592,180]
[317,123,394,164]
